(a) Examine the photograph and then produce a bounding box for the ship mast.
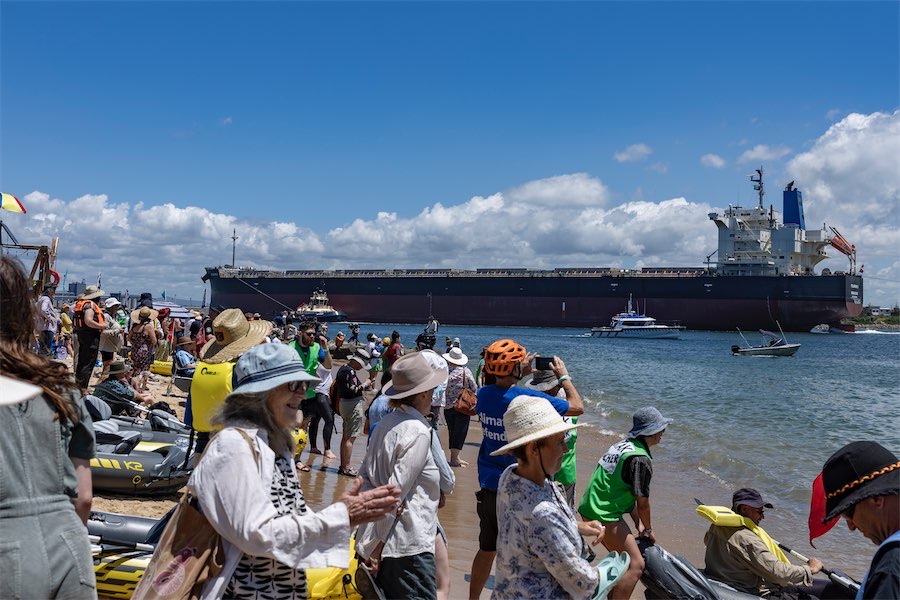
[750,167,764,208]
[231,228,238,267]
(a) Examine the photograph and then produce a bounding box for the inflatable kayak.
[92,429,192,495]
[89,509,363,600]
[638,539,760,600]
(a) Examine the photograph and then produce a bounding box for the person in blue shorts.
[468,338,584,600]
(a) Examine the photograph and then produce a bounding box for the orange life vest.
[73,299,105,330]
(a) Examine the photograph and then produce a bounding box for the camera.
[534,356,553,371]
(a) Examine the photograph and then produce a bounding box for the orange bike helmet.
[483,339,527,377]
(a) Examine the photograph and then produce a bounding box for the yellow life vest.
[696,505,790,563]
[189,361,235,432]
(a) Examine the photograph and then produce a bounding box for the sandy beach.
[90,361,713,598]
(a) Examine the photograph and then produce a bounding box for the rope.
[233,277,294,311]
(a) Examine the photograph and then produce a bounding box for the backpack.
[329,376,342,415]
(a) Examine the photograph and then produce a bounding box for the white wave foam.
[853,329,900,335]
[698,465,731,487]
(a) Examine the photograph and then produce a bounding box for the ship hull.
[205,270,862,332]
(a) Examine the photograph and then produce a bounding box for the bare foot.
[449,459,468,468]
[324,450,337,460]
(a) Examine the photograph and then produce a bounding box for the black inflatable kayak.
[639,539,761,600]
[92,429,192,495]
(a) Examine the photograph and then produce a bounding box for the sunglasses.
[302,330,316,336]
[286,380,309,393]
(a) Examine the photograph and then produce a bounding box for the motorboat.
[590,295,686,339]
[294,289,346,322]
[731,327,801,356]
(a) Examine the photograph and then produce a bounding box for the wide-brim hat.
[81,285,105,300]
[348,348,371,367]
[0,375,43,406]
[525,369,558,392]
[108,360,131,376]
[627,406,672,438]
[104,297,121,309]
[200,308,272,364]
[176,336,195,347]
[229,343,320,395]
[822,441,900,522]
[595,551,631,600]
[190,309,202,319]
[381,352,448,400]
[491,395,583,456]
[131,306,159,323]
[442,347,468,366]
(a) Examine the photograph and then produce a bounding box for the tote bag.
[455,369,478,416]
[133,429,257,600]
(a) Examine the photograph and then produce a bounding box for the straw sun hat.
[131,306,159,323]
[490,396,583,456]
[200,308,272,364]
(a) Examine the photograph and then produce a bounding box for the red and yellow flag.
[1,193,26,214]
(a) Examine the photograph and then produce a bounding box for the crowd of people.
[2,258,897,600]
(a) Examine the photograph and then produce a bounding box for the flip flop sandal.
[338,467,358,477]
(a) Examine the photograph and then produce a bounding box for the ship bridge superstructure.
[707,168,847,277]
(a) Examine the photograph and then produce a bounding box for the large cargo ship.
[204,170,863,331]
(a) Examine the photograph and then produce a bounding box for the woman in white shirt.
[356,352,448,600]
[491,396,615,600]
[187,343,401,599]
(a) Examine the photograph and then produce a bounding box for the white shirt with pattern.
[493,464,599,600]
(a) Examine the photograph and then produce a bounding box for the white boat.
[293,290,346,323]
[732,327,801,356]
[590,296,686,339]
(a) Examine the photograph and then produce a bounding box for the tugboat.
[590,295,686,339]
[295,289,346,322]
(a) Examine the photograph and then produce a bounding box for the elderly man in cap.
[704,488,823,596]
[578,406,672,600]
[36,282,61,357]
[73,285,107,390]
[333,348,373,477]
[822,441,899,599]
[186,308,272,455]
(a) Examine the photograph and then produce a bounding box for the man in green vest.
[289,319,333,469]
[578,406,672,600]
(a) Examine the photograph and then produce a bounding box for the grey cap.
[627,406,672,438]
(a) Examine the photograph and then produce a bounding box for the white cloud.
[737,144,792,164]
[221,116,233,126]
[648,162,668,174]
[613,143,652,163]
[11,111,898,307]
[700,153,726,169]
[825,108,843,122]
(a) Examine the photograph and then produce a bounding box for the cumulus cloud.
[738,144,792,164]
[613,143,652,163]
[701,153,726,169]
[10,111,898,307]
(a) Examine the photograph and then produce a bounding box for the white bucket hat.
[442,347,468,366]
[490,395,582,456]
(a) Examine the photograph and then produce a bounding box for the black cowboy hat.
[822,441,900,522]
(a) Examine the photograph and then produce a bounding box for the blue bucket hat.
[231,344,320,395]
[627,406,672,438]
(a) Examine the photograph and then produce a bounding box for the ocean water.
[349,322,899,577]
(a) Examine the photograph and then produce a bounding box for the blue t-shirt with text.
[476,385,569,489]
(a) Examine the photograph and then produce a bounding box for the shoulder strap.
[235,428,261,463]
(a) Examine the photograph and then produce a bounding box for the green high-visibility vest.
[579,438,651,522]
[289,340,320,399]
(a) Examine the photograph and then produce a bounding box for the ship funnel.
[782,183,806,229]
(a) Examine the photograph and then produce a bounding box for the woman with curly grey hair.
[188,342,401,599]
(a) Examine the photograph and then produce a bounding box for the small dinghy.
[731,324,800,357]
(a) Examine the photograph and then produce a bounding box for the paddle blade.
[808,471,839,547]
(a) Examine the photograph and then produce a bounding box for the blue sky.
[1,1,898,306]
